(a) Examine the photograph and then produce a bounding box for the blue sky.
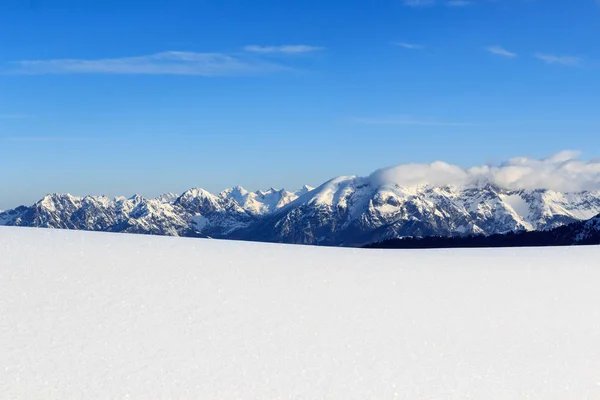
[1,0,599,208]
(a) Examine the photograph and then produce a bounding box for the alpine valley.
[2,175,600,247]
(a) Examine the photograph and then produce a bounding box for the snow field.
[2,227,600,398]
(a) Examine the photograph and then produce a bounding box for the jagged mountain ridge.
[231,176,600,246]
[2,176,600,246]
[0,186,314,239]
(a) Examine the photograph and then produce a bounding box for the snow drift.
[2,227,600,398]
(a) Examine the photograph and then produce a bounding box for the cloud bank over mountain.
[369,150,600,192]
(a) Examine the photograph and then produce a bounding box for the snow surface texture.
[2,227,600,398]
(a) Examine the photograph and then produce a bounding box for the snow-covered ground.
[2,227,600,399]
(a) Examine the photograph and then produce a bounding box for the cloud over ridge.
[369,151,600,192]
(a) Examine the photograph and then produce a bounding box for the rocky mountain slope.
[0,187,313,239]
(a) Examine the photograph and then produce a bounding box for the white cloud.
[12,51,288,76]
[369,150,600,192]
[535,53,581,66]
[353,116,471,127]
[402,0,435,7]
[446,0,473,6]
[486,46,517,58]
[243,45,324,54]
[394,42,424,50]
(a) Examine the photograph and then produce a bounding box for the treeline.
[365,219,600,249]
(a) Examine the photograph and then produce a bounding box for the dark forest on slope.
[366,214,600,249]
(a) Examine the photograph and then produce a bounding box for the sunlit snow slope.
[2,227,600,399]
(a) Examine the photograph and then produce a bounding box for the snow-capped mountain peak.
[155,193,179,203]
[3,176,600,246]
[295,184,315,197]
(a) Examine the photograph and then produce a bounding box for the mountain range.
[2,174,600,247]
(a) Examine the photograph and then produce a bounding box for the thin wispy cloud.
[352,116,471,127]
[535,53,581,66]
[403,0,474,7]
[446,0,473,6]
[11,51,288,76]
[243,45,324,54]
[486,46,517,58]
[394,42,424,50]
[402,0,435,7]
